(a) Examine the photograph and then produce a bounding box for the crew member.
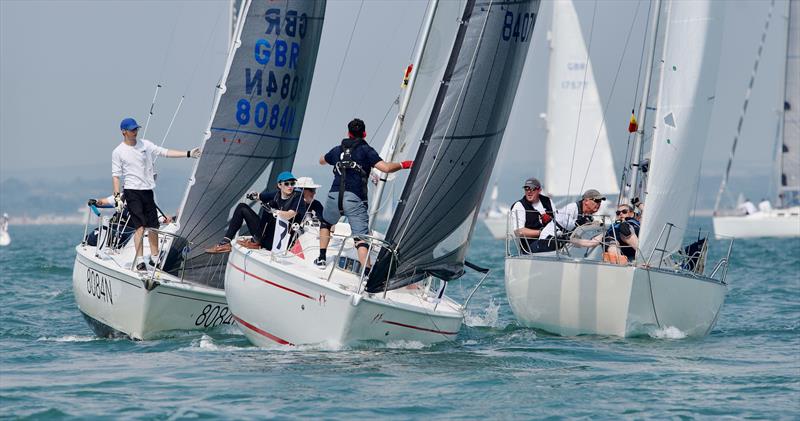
[293,177,332,268]
[206,171,304,254]
[528,189,606,253]
[112,117,200,272]
[320,118,412,271]
[510,177,554,253]
[603,203,640,263]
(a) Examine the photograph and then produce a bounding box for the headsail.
[780,0,799,207]
[166,0,326,287]
[543,0,618,198]
[638,0,725,257]
[367,0,541,293]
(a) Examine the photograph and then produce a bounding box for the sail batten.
[367,0,541,293]
[166,0,326,287]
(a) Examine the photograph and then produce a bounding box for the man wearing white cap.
[295,177,331,268]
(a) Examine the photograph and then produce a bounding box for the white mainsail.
[639,0,725,257]
[543,0,618,198]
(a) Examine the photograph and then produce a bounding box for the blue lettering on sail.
[245,68,263,95]
[255,39,271,64]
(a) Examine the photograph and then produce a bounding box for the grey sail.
[367,0,541,293]
[781,0,799,207]
[166,0,326,288]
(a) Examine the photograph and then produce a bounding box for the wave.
[648,326,687,340]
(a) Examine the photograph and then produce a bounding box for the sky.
[0,0,791,204]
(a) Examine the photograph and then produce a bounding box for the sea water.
[1,221,798,419]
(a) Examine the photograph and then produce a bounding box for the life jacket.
[333,138,369,213]
[516,194,554,230]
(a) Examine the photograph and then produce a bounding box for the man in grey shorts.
[319,118,412,271]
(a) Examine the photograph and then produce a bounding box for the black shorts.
[124,189,159,229]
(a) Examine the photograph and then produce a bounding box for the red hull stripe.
[233,315,294,346]
[382,320,459,336]
[229,262,314,300]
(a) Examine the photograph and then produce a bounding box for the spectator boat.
[504,0,733,337]
[71,0,326,339]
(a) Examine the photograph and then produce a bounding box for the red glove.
[541,213,552,224]
[401,160,413,169]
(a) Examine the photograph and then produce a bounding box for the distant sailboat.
[712,0,800,238]
[482,183,509,240]
[505,0,733,338]
[0,213,10,247]
[225,0,540,347]
[71,0,326,340]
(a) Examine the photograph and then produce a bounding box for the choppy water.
[1,221,798,419]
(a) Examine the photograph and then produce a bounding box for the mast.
[627,0,662,202]
[713,0,777,214]
[779,0,800,207]
[368,0,440,229]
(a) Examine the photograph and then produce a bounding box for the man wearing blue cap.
[112,117,201,272]
[206,171,304,254]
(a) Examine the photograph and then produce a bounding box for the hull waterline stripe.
[382,320,458,335]
[233,315,293,346]
[229,262,315,300]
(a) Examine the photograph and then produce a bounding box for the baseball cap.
[582,189,606,201]
[120,117,141,131]
[523,177,542,189]
[276,171,297,183]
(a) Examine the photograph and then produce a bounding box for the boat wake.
[648,326,688,340]
[37,335,97,343]
[465,298,501,328]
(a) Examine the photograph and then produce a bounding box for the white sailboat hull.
[483,216,507,240]
[712,208,800,239]
[504,256,727,337]
[225,244,463,347]
[0,231,9,246]
[73,245,232,340]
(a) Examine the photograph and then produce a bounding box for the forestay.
[166,0,326,288]
[638,0,724,258]
[780,0,799,207]
[544,0,618,198]
[367,0,541,293]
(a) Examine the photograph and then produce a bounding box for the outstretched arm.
[164,148,201,158]
[374,160,412,174]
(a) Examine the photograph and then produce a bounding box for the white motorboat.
[712,0,800,238]
[71,0,326,339]
[227,0,540,346]
[505,0,732,337]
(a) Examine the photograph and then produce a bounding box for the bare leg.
[133,226,144,262]
[148,228,159,262]
[357,242,370,270]
[319,228,331,250]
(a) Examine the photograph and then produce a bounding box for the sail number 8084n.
[194,304,236,328]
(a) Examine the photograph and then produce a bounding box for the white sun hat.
[295,177,321,189]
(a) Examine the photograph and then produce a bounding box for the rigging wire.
[577,1,643,200]
[564,0,598,200]
[320,0,365,133]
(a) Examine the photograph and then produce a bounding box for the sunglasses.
[281,181,296,187]
[592,199,603,204]
[615,209,630,216]
[524,186,540,192]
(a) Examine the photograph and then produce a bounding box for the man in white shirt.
[737,199,758,215]
[528,189,605,253]
[112,117,200,272]
[510,177,554,253]
[757,198,772,213]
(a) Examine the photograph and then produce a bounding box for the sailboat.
[0,213,9,247]
[541,0,618,205]
[225,0,540,347]
[484,0,619,241]
[482,183,509,240]
[712,0,800,239]
[71,0,326,340]
[505,0,733,338]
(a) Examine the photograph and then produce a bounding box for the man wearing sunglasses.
[603,204,640,263]
[527,189,605,253]
[510,177,554,253]
[112,117,201,272]
[206,171,304,254]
